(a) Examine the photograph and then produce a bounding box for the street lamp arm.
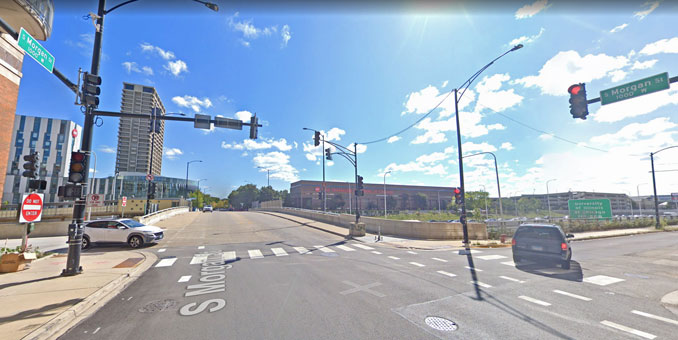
[457,45,523,102]
[653,145,678,155]
[331,151,356,167]
[104,0,139,14]
[105,0,218,14]
[462,151,496,161]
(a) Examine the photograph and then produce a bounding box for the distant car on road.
[512,223,574,269]
[203,205,213,213]
[82,219,164,249]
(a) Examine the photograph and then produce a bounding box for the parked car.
[203,205,213,212]
[82,219,164,249]
[512,223,574,269]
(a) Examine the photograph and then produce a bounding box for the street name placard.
[17,28,55,73]
[600,72,669,105]
[568,199,612,220]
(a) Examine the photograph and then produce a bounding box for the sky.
[13,0,678,198]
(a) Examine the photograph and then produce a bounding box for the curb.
[569,229,663,242]
[22,250,158,340]
[254,211,358,240]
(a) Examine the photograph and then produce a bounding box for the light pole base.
[349,222,366,237]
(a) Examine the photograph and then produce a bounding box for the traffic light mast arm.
[329,151,356,167]
[92,110,263,127]
[324,140,355,157]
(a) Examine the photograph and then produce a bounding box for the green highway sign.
[17,27,54,73]
[568,199,612,220]
[600,72,669,105]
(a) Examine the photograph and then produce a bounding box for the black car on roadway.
[512,223,574,269]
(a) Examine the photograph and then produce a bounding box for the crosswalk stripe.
[371,251,383,255]
[222,251,236,262]
[189,254,209,264]
[407,251,418,254]
[583,275,625,286]
[600,321,656,339]
[198,246,205,249]
[157,248,166,253]
[315,245,335,253]
[465,266,483,272]
[437,270,456,277]
[553,290,591,301]
[388,256,400,260]
[178,275,191,283]
[631,310,678,326]
[271,248,288,256]
[352,244,374,250]
[432,257,448,262]
[477,255,507,260]
[155,258,177,267]
[471,281,492,288]
[519,295,550,306]
[248,249,264,259]
[336,245,356,252]
[293,246,312,254]
[501,261,516,267]
[500,276,525,283]
[409,262,425,267]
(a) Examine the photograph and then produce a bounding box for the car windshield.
[121,220,145,228]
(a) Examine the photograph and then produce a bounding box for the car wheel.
[82,235,90,249]
[128,235,144,249]
[561,259,571,270]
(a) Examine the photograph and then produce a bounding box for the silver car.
[82,218,164,249]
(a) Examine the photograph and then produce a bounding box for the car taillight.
[561,242,567,251]
[511,238,516,246]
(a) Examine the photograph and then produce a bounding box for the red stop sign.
[21,193,43,223]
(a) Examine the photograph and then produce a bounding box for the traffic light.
[318,192,322,200]
[325,148,332,160]
[568,83,588,120]
[68,151,87,183]
[454,187,462,205]
[249,114,258,139]
[149,107,161,133]
[22,152,39,178]
[81,72,101,108]
[357,175,364,190]
[149,182,156,199]
[313,131,320,146]
[58,184,83,199]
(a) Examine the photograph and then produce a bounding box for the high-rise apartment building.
[115,83,165,175]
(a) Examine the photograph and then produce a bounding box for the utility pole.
[546,179,556,222]
[322,136,326,212]
[384,170,391,218]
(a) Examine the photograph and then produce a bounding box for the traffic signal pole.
[454,89,471,254]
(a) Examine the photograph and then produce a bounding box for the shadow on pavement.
[0,275,62,291]
[515,259,583,282]
[0,298,83,324]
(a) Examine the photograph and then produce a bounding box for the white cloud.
[301,127,347,161]
[609,23,628,33]
[539,133,554,140]
[122,62,154,76]
[508,27,545,46]
[609,69,628,82]
[593,84,678,123]
[348,143,367,154]
[634,1,660,20]
[474,73,523,113]
[241,152,248,157]
[171,95,213,113]
[403,85,473,118]
[462,142,497,154]
[535,156,544,165]
[140,43,175,60]
[515,51,629,96]
[515,0,549,19]
[164,60,188,76]
[442,80,449,88]
[163,147,183,160]
[221,138,293,152]
[500,142,514,151]
[99,145,115,154]
[235,111,252,122]
[383,162,447,176]
[253,151,299,182]
[281,24,291,47]
[411,117,455,144]
[590,117,677,146]
[141,66,153,76]
[639,37,678,55]
[631,59,658,70]
[228,12,286,47]
[387,136,401,143]
[325,127,346,141]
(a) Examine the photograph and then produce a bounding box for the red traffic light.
[72,152,85,161]
[568,84,582,95]
[453,188,461,194]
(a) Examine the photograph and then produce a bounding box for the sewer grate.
[138,299,177,313]
[425,316,458,332]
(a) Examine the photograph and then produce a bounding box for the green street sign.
[17,27,54,73]
[568,199,612,220]
[600,72,669,105]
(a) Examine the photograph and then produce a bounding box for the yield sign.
[20,193,43,223]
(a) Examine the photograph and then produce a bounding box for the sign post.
[600,72,670,105]
[568,199,612,220]
[17,28,55,73]
[20,193,43,252]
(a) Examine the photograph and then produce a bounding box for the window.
[142,86,154,93]
[57,134,65,143]
[124,84,135,90]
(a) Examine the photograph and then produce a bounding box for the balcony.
[0,0,54,40]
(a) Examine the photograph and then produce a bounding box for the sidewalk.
[0,248,156,340]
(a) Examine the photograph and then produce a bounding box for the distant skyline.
[14,0,678,198]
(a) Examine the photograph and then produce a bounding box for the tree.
[400,193,410,210]
[517,197,540,215]
[412,193,428,210]
[327,194,345,210]
[228,184,260,210]
[258,186,276,202]
[386,196,398,210]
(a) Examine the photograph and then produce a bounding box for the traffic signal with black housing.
[325,148,332,160]
[68,151,87,183]
[568,83,588,120]
[313,131,321,146]
[318,192,323,200]
[454,187,462,204]
[149,107,161,133]
[81,72,101,108]
[249,114,258,139]
[58,184,83,199]
[22,152,39,178]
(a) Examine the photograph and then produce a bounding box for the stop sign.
[20,193,43,223]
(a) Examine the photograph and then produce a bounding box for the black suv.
[512,224,574,269]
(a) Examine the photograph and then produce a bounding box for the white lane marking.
[352,244,374,250]
[178,275,191,283]
[315,245,335,253]
[198,246,205,249]
[432,257,448,262]
[471,281,492,288]
[223,251,236,262]
[336,245,356,252]
[631,310,678,326]
[437,270,456,277]
[583,275,625,286]
[407,251,418,254]
[157,248,166,253]
[499,276,525,283]
[501,261,516,266]
[127,296,133,301]
[600,320,656,339]
[155,258,177,267]
[470,249,483,254]
[271,248,288,256]
[553,290,591,301]
[409,262,425,267]
[371,251,383,255]
[189,253,209,265]
[477,255,507,260]
[92,327,100,334]
[518,295,550,306]
[465,266,483,272]
[388,256,400,260]
[293,246,312,254]
[248,249,264,259]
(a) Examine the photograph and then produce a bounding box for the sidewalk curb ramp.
[661,290,678,317]
[22,250,158,340]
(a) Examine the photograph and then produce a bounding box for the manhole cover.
[425,316,458,331]
[138,299,177,313]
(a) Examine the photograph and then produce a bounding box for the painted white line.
[293,246,312,254]
[471,281,492,288]
[336,245,356,252]
[127,296,133,301]
[315,245,335,253]
[352,244,374,250]
[465,266,483,272]
[518,295,550,306]
[470,249,483,254]
[271,248,288,256]
[432,257,448,262]
[501,261,516,267]
[388,256,400,260]
[155,258,177,267]
[409,262,425,267]
[178,275,191,283]
[477,255,507,260]
[407,251,418,255]
[600,320,656,339]
[631,310,678,326]
[198,246,205,249]
[222,251,236,262]
[437,270,456,277]
[189,254,209,265]
[499,276,525,283]
[157,248,166,253]
[248,249,264,259]
[371,251,383,255]
[553,290,591,301]
[92,327,100,334]
[584,275,625,286]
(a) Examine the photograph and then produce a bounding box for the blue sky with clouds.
[14,0,678,198]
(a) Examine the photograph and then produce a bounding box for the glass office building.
[89,172,198,200]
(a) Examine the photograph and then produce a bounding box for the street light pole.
[480,184,488,220]
[462,151,503,218]
[185,160,202,196]
[637,183,646,216]
[650,146,678,229]
[383,170,391,218]
[257,167,270,187]
[546,179,556,222]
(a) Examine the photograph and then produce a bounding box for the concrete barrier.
[256,208,487,240]
[137,206,189,226]
[0,220,72,238]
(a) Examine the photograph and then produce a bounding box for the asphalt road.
[59,211,678,340]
